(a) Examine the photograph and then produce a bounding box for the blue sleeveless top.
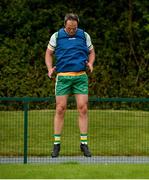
[55,28,89,72]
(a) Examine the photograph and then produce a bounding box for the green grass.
[0,164,149,179]
[0,109,149,156]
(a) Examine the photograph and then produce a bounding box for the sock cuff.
[80,133,88,136]
[53,134,61,137]
[53,134,61,144]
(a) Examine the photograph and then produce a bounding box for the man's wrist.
[47,66,52,71]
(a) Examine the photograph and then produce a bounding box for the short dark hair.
[64,13,79,25]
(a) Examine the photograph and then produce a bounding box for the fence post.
[23,97,29,164]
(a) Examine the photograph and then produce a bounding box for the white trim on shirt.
[47,31,93,51]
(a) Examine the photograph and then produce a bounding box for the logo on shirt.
[68,37,76,40]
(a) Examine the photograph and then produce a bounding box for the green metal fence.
[0,97,149,164]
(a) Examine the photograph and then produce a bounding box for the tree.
[0,0,148,97]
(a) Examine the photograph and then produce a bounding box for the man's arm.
[87,48,95,73]
[45,48,55,78]
[84,32,95,72]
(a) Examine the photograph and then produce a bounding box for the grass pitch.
[0,164,149,179]
[0,109,149,156]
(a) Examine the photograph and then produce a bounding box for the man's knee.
[56,105,66,114]
[78,104,88,114]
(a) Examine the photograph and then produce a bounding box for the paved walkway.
[1,156,149,164]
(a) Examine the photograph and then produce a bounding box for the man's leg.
[51,95,68,157]
[75,94,91,157]
[75,94,88,133]
[54,95,68,134]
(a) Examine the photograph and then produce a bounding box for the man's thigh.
[55,95,68,108]
[55,76,72,96]
[73,74,88,95]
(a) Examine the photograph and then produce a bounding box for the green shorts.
[55,74,88,96]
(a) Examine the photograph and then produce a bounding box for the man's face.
[65,20,78,36]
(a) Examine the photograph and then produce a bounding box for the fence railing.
[0,97,149,164]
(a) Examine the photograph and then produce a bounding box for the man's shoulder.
[57,28,64,34]
[51,31,58,38]
[77,28,84,33]
[50,31,59,42]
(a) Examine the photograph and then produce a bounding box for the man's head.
[64,13,79,36]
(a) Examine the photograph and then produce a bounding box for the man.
[45,13,95,158]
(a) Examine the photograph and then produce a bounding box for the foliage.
[0,0,149,97]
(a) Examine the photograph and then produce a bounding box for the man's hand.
[48,66,56,78]
[86,62,93,73]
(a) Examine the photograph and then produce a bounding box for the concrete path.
[1,156,149,164]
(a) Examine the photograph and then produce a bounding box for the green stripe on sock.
[53,134,61,144]
[80,134,88,136]
[80,133,88,144]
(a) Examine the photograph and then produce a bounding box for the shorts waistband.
[57,71,86,76]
